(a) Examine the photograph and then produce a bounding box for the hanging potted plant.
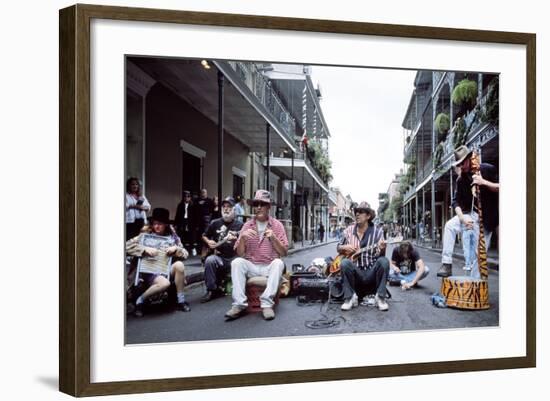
[435,112,450,143]
[452,79,478,114]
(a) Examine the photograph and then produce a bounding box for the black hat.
[221,196,235,207]
[150,208,170,224]
[182,190,191,197]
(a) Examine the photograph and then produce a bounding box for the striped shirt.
[234,216,288,265]
[338,223,385,269]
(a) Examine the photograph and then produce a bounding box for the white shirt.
[125,193,151,223]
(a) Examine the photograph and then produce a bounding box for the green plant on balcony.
[452,117,467,148]
[306,140,333,184]
[452,79,478,114]
[435,112,450,143]
[433,142,444,168]
[481,78,499,125]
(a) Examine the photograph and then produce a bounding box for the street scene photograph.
[124,56,499,344]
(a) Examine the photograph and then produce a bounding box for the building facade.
[399,70,499,246]
[126,58,334,247]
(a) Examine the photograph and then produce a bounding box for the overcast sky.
[310,66,417,210]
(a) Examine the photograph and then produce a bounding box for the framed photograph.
[59,4,536,397]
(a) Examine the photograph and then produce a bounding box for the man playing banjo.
[337,202,390,311]
[200,196,243,303]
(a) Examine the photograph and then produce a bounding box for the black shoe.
[388,278,401,286]
[177,302,191,312]
[437,263,452,277]
[200,291,213,303]
[134,303,144,318]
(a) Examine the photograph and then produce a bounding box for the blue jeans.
[388,266,430,284]
[462,228,476,270]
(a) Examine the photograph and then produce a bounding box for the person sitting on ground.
[338,202,390,312]
[388,241,430,290]
[224,189,289,321]
[126,207,190,317]
[200,196,243,303]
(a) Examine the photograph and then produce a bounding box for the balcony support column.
[217,71,224,206]
[431,179,436,243]
[266,123,271,192]
[291,151,295,227]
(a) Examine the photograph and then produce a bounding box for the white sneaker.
[463,264,472,271]
[341,293,358,311]
[375,294,389,311]
[360,295,376,307]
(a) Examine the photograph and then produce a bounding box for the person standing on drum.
[437,145,499,279]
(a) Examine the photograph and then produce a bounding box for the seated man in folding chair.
[126,207,190,317]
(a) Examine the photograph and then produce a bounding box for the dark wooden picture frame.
[59,3,536,397]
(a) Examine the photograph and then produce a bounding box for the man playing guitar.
[337,202,390,311]
[200,197,243,303]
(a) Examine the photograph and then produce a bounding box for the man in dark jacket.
[437,145,499,278]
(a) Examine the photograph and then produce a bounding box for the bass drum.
[440,276,490,310]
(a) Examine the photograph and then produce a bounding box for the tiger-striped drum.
[440,276,490,310]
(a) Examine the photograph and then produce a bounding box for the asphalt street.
[126,242,499,344]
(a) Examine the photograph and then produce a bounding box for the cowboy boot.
[437,263,452,277]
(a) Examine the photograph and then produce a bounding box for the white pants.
[441,212,493,279]
[230,257,284,308]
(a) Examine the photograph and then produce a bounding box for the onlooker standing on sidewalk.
[174,190,195,255]
[234,195,246,223]
[224,190,289,321]
[318,222,325,243]
[125,177,151,240]
[195,189,214,254]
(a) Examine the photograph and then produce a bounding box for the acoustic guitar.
[330,239,405,274]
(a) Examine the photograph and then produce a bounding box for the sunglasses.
[354,208,369,215]
[252,201,269,207]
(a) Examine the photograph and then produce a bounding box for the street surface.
[126,242,499,344]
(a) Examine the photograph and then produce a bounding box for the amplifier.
[290,272,329,300]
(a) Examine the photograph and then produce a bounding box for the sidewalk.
[183,239,339,287]
[410,239,499,269]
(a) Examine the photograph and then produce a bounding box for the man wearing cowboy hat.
[200,196,243,303]
[337,201,391,312]
[437,145,499,278]
[224,189,289,321]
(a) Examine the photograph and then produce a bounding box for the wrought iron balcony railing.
[227,61,297,142]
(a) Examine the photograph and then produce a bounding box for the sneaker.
[388,277,401,286]
[177,301,191,312]
[224,305,247,321]
[262,307,275,321]
[437,263,452,277]
[375,294,389,311]
[360,295,376,307]
[200,291,213,303]
[341,293,358,311]
[463,265,472,271]
[134,303,144,318]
